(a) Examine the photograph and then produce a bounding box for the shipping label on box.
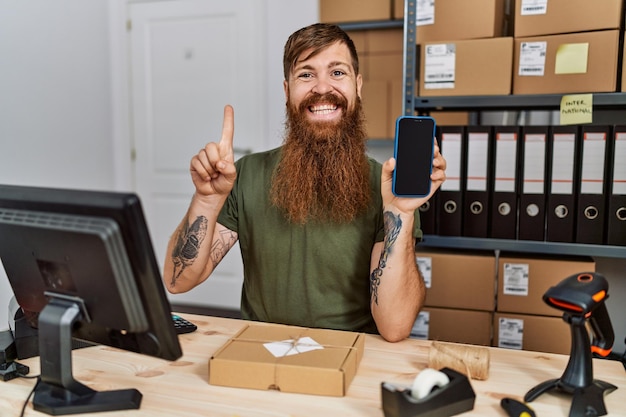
[209,323,365,396]
[424,43,456,90]
[494,313,571,354]
[502,263,529,296]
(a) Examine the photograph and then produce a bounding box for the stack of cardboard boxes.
[511,0,623,94]
[412,250,496,347]
[414,249,596,355]
[320,0,626,136]
[319,0,469,138]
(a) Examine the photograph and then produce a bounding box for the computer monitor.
[0,184,182,415]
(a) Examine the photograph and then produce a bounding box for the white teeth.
[310,104,337,114]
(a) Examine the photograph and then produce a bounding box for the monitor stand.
[33,297,142,415]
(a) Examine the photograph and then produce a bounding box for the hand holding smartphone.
[392,116,436,197]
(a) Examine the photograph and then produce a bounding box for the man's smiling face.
[284,41,363,125]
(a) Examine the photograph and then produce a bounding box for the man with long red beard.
[164,23,446,342]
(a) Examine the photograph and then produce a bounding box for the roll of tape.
[411,368,450,400]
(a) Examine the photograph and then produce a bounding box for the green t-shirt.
[217,147,422,333]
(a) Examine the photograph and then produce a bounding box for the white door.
[129,0,265,310]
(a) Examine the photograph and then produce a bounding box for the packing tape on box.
[428,341,490,380]
[235,332,359,391]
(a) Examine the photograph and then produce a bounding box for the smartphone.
[392,116,436,197]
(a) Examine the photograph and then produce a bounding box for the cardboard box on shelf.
[367,52,403,82]
[392,0,404,19]
[367,28,404,54]
[497,255,596,317]
[209,323,365,396]
[420,37,513,97]
[513,0,623,37]
[362,79,392,139]
[416,249,497,311]
[395,0,507,42]
[622,35,626,93]
[413,307,493,346]
[493,312,570,355]
[512,30,620,95]
[320,0,392,23]
[346,30,367,57]
[430,111,470,126]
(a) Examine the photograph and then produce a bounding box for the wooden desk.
[1,314,625,416]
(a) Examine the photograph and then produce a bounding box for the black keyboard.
[171,314,197,334]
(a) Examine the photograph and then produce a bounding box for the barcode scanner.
[524,272,617,417]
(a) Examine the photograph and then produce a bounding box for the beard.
[270,92,371,224]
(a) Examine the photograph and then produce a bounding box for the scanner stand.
[382,367,475,417]
[524,315,617,417]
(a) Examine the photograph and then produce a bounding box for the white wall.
[0,0,117,330]
[0,0,318,330]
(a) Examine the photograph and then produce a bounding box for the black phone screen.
[392,116,436,197]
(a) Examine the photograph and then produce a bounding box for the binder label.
[551,133,576,194]
[523,133,546,194]
[498,318,524,350]
[581,132,606,194]
[503,263,529,296]
[495,133,517,192]
[467,132,489,191]
[416,256,432,288]
[613,132,626,194]
[440,133,462,191]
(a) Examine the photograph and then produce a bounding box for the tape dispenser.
[382,367,475,417]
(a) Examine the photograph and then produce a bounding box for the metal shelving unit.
[401,0,626,259]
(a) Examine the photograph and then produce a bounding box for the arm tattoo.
[370,211,402,305]
[170,215,208,287]
[210,228,237,268]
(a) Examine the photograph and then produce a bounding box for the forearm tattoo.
[210,228,237,268]
[370,211,402,305]
[170,215,208,287]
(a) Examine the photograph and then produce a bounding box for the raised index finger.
[219,104,235,161]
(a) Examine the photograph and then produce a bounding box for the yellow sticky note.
[555,43,589,74]
[560,94,593,125]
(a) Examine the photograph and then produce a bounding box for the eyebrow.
[294,61,352,73]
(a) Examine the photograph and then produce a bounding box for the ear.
[356,73,363,99]
[283,80,289,102]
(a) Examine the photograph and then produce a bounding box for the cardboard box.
[362,79,392,139]
[494,313,570,354]
[413,307,493,346]
[622,35,626,93]
[513,30,620,95]
[320,0,392,23]
[346,30,367,57]
[430,111,470,126]
[392,0,404,20]
[420,37,513,96]
[368,28,404,54]
[497,255,596,317]
[416,249,496,311]
[416,0,507,43]
[367,52,403,82]
[209,323,365,396]
[513,0,623,37]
